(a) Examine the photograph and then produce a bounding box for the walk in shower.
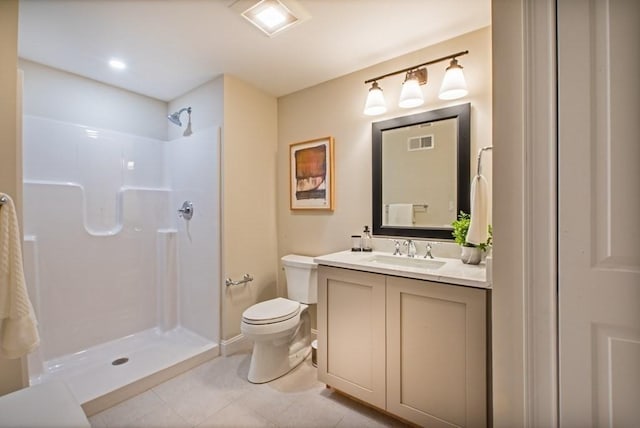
[20,63,220,412]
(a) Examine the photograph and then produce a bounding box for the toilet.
[241,254,317,383]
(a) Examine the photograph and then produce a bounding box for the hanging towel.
[466,175,490,245]
[0,193,40,359]
[387,204,414,226]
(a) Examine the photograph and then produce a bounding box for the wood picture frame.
[289,136,335,211]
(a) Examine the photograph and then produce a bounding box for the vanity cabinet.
[318,266,488,427]
[316,267,387,409]
[386,275,487,427]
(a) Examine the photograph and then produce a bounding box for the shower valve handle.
[178,201,194,220]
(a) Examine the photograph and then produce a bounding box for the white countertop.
[314,250,491,289]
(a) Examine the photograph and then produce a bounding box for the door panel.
[558,0,640,426]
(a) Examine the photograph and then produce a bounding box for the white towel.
[0,193,40,359]
[467,175,489,245]
[387,204,414,226]
[466,175,490,245]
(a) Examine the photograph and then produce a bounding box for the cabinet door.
[386,277,487,427]
[317,266,386,409]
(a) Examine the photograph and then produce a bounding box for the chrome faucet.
[392,240,402,255]
[404,239,417,258]
[424,242,434,259]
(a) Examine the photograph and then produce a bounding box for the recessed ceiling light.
[109,59,127,70]
[236,0,309,37]
[256,5,286,29]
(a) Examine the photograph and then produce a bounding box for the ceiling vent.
[408,135,434,151]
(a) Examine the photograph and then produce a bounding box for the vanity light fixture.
[398,68,427,108]
[363,81,387,116]
[363,50,469,116]
[439,58,468,100]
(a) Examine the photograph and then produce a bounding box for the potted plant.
[451,211,492,264]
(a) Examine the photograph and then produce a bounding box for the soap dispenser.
[361,226,373,252]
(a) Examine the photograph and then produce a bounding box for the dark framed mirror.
[372,103,470,239]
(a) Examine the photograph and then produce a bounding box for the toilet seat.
[242,297,300,325]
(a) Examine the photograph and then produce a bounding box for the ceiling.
[17,0,490,102]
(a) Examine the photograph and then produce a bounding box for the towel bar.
[476,146,493,176]
[383,203,428,210]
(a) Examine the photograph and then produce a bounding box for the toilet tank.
[281,254,318,304]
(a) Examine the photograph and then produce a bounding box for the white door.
[558,0,640,426]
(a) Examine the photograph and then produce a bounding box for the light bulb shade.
[439,59,468,100]
[398,73,424,108]
[364,82,387,116]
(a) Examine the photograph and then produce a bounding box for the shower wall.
[23,116,171,360]
[19,61,220,374]
[167,125,220,342]
[167,78,223,342]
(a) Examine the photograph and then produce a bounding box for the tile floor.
[88,351,410,428]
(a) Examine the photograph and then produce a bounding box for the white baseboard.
[221,334,252,357]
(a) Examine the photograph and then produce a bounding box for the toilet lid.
[242,297,300,325]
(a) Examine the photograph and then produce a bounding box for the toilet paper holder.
[225,274,253,287]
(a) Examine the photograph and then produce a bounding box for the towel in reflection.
[387,204,414,226]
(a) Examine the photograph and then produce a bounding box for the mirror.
[372,103,470,239]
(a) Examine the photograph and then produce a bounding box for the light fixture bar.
[364,50,469,84]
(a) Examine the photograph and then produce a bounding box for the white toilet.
[241,254,317,383]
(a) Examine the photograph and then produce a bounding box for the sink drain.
[111,357,129,366]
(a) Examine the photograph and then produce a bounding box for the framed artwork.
[289,136,335,211]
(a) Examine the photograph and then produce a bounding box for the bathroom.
[2,0,639,427]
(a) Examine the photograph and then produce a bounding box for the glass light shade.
[439,59,468,100]
[398,75,424,108]
[364,82,387,116]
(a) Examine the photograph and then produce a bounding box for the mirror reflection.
[372,103,470,239]
[382,117,457,227]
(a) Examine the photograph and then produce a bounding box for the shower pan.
[21,114,220,415]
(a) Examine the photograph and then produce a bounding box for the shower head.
[167,107,192,135]
[168,111,183,126]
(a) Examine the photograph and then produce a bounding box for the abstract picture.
[289,137,335,210]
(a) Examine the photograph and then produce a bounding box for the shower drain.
[111,357,129,366]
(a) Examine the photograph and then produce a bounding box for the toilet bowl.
[241,255,317,383]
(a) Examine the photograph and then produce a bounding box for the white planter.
[460,246,482,265]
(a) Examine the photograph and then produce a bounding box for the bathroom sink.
[365,254,445,270]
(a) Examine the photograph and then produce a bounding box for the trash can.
[311,339,318,367]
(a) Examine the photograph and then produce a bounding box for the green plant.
[451,211,492,251]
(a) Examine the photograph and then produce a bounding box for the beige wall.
[221,75,279,341]
[277,27,492,296]
[0,0,27,396]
